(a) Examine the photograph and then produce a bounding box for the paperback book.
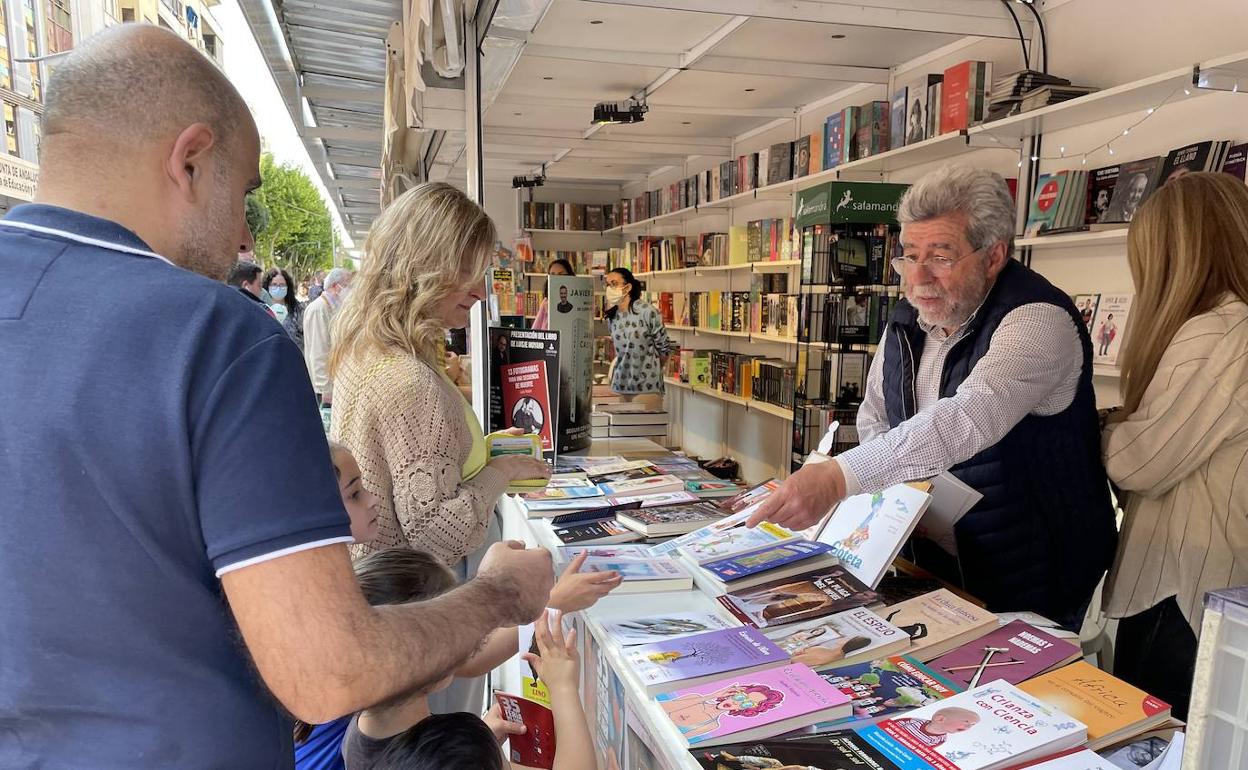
[688,479,743,497]
[717,479,780,515]
[545,475,594,489]
[496,693,557,769]
[798,655,962,732]
[584,459,655,478]
[1091,294,1133,366]
[1024,173,1068,237]
[618,501,728,537]
[588,465,661,484]
[1104,157,1163,223]
[522,497,614,517]
[522,486,604,501]
[656,664,853,748]
[1086,165,1119,224]
[607,490,701,508]
[584,556,692,593]
[557,544,651,562]
[1017,661,1172,750]
[681,521,801,565]
[692,733,899,770]
[717,565,879,629]
[553,519,644,546]
[928,620,1082,688]
[701,540,837,588]
[763,606,911,671]
[815,484,931,588]
[604,612,741,646]
[625,626,790,696]
[598,474,686,497]
[649,510,755,558]
[855,680,1087,769]
[548,499,642,527]
[879,589,998,661]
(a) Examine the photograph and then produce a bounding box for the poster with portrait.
[546,275,594,453]
[488,327,560,458]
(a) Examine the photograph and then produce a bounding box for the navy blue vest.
[881,260,1117,627]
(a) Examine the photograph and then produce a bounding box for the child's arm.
[524,610,595,770]
[455,626,519,679]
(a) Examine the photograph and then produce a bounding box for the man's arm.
[221,540,553,724]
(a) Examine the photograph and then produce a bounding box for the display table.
[498,438,723,770]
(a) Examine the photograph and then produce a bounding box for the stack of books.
[985,70,1075,121]
[596,403,669,439]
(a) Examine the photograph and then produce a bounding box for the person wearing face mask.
[530,258,574,330]
[303,266,354,407]
[750,165,1116,632]
[604,267,673,401]
[264,267,305,348]
[329,184,622,717]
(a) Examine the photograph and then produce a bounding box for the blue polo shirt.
[0,205,353,768]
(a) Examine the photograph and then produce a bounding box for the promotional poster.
[488,328,560,457]
[546,275,594,453]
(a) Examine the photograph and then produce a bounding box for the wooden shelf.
[1015,228,1128,250]
[664,378,793,422]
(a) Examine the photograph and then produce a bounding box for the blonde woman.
[1102,172,1248,719]
[328,183,620,608]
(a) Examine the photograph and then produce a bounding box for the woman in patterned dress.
[604,267,672,400]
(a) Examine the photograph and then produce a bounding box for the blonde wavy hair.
[329,182,497,374]
[1121,171,1248,414]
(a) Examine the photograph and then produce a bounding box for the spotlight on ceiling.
[593,96,648,125]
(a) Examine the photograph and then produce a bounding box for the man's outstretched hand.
[745,460,847,531]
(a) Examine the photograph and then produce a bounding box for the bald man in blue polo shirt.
[0,26,554,769]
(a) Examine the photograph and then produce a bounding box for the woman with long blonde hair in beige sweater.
[1102,171,1248,719]
[328,184,621,714]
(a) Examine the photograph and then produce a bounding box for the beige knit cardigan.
[330,351,508,565]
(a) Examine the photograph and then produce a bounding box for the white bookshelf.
[1016,229,1129,250]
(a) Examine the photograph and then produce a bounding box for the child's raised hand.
[549,552,622,612]
[522,610,580,693]
[483,702,527,745]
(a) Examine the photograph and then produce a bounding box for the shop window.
[121,7,134,22]
[0,1,11,91]
[23,0,39,101]
[46,0,73,55]
[5,103,19,156]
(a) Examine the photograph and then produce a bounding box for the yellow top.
[440,368,488,481]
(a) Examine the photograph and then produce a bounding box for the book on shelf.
[604,612,742,647]
[823,113,844,171]
[853,100,890,160]
[1104,157,1163,223]
[880,589,998,662]
[1090,293,1132,366]
[889,87,908,151]
[1160,139,1231,186]
[794,135,813,179]
[655,663,853,748]
[617,501,728,537]
[814,484,932,588]
[854,680,1086,770]
[1024,172,1069,237]
[838,105,860,163]
[582,556,693,593]
[495,693,556,769]
[609,423,669,439]
[1223,141,1248,181]
[680,520,801,566]
[927,620,1082,689]
[553,518,643,546]
[924,76,943,139]
[624,626,790,697]
[1086,165,1120,225]
[763,606,911,672]
[598,474,686,497]
[717,565,879,629]
[1072,293,1100,334]
[700,540,840,591]
[797,654,962,733]
[768,141,793,184]
[1017,661,1172,751]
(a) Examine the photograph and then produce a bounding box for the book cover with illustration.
[1072,294,1100,333]
[702,540,837,584]
[855,680,1087,769]
[1024,172,1068,237]
[688,479,743,497]
[584,458,655,478]
[608,490,701,508]
[1103,157,1163,223]
[598,474,686,497]
[1090,294,1133,366]
[929,620,1082,689]
[553,519,643,546]
[717,566,879,629]
[795,654,962,733]
[522,485,604,501]
[890,87,908,151]
[692,732,899,770]
[545,475,594,489]
[618,501,727,536]
[880,589,998,661]
[763,606,910,672]
[681,521,801,566]
[585,556,692,593]
[604,612,741,646]
[1085,165,1119,224]
[717,479,780,515]
[1017,661,1171,750]
[558,544,651,562]
[815,484,931,588]
[656,664,852,748]
[489,328,561,456]
[1159,140,1219,185]
[496,692,557,769]
[649,509,755,558]
[521,496,613,516]
[625,626,790,696]
[824,113,844,170]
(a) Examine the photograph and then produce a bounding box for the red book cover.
[501,360,555,450]
[496,692,556,769]
[940,60,973,134]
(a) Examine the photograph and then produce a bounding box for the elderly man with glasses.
[752,165,1116,631]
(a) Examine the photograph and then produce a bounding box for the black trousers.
[1113,596,1199,721]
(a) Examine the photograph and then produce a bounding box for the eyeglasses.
[890,246,985,277]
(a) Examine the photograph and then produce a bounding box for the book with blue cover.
[624,626,790,696]
[702,540,837,588]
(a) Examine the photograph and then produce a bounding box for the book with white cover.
[583,556,693,593]
[762,606,911,671]
[648,510,753,558]
[815,484,932,588]
[1090,293,1133,366]
[597,474,686,497]
[557,544,653,563]
[607,490,700,508]
[682,521,800,566]
[584,458,654,477]
[604,612,741,646]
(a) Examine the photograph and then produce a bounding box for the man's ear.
[985,240,1010,278]
[166,123,216,202]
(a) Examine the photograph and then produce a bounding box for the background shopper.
[604,266,671,402]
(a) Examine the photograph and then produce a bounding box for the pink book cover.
[928,620,1081,688]
[655,664,851,747]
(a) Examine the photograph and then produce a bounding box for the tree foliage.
[250,153,336,283]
